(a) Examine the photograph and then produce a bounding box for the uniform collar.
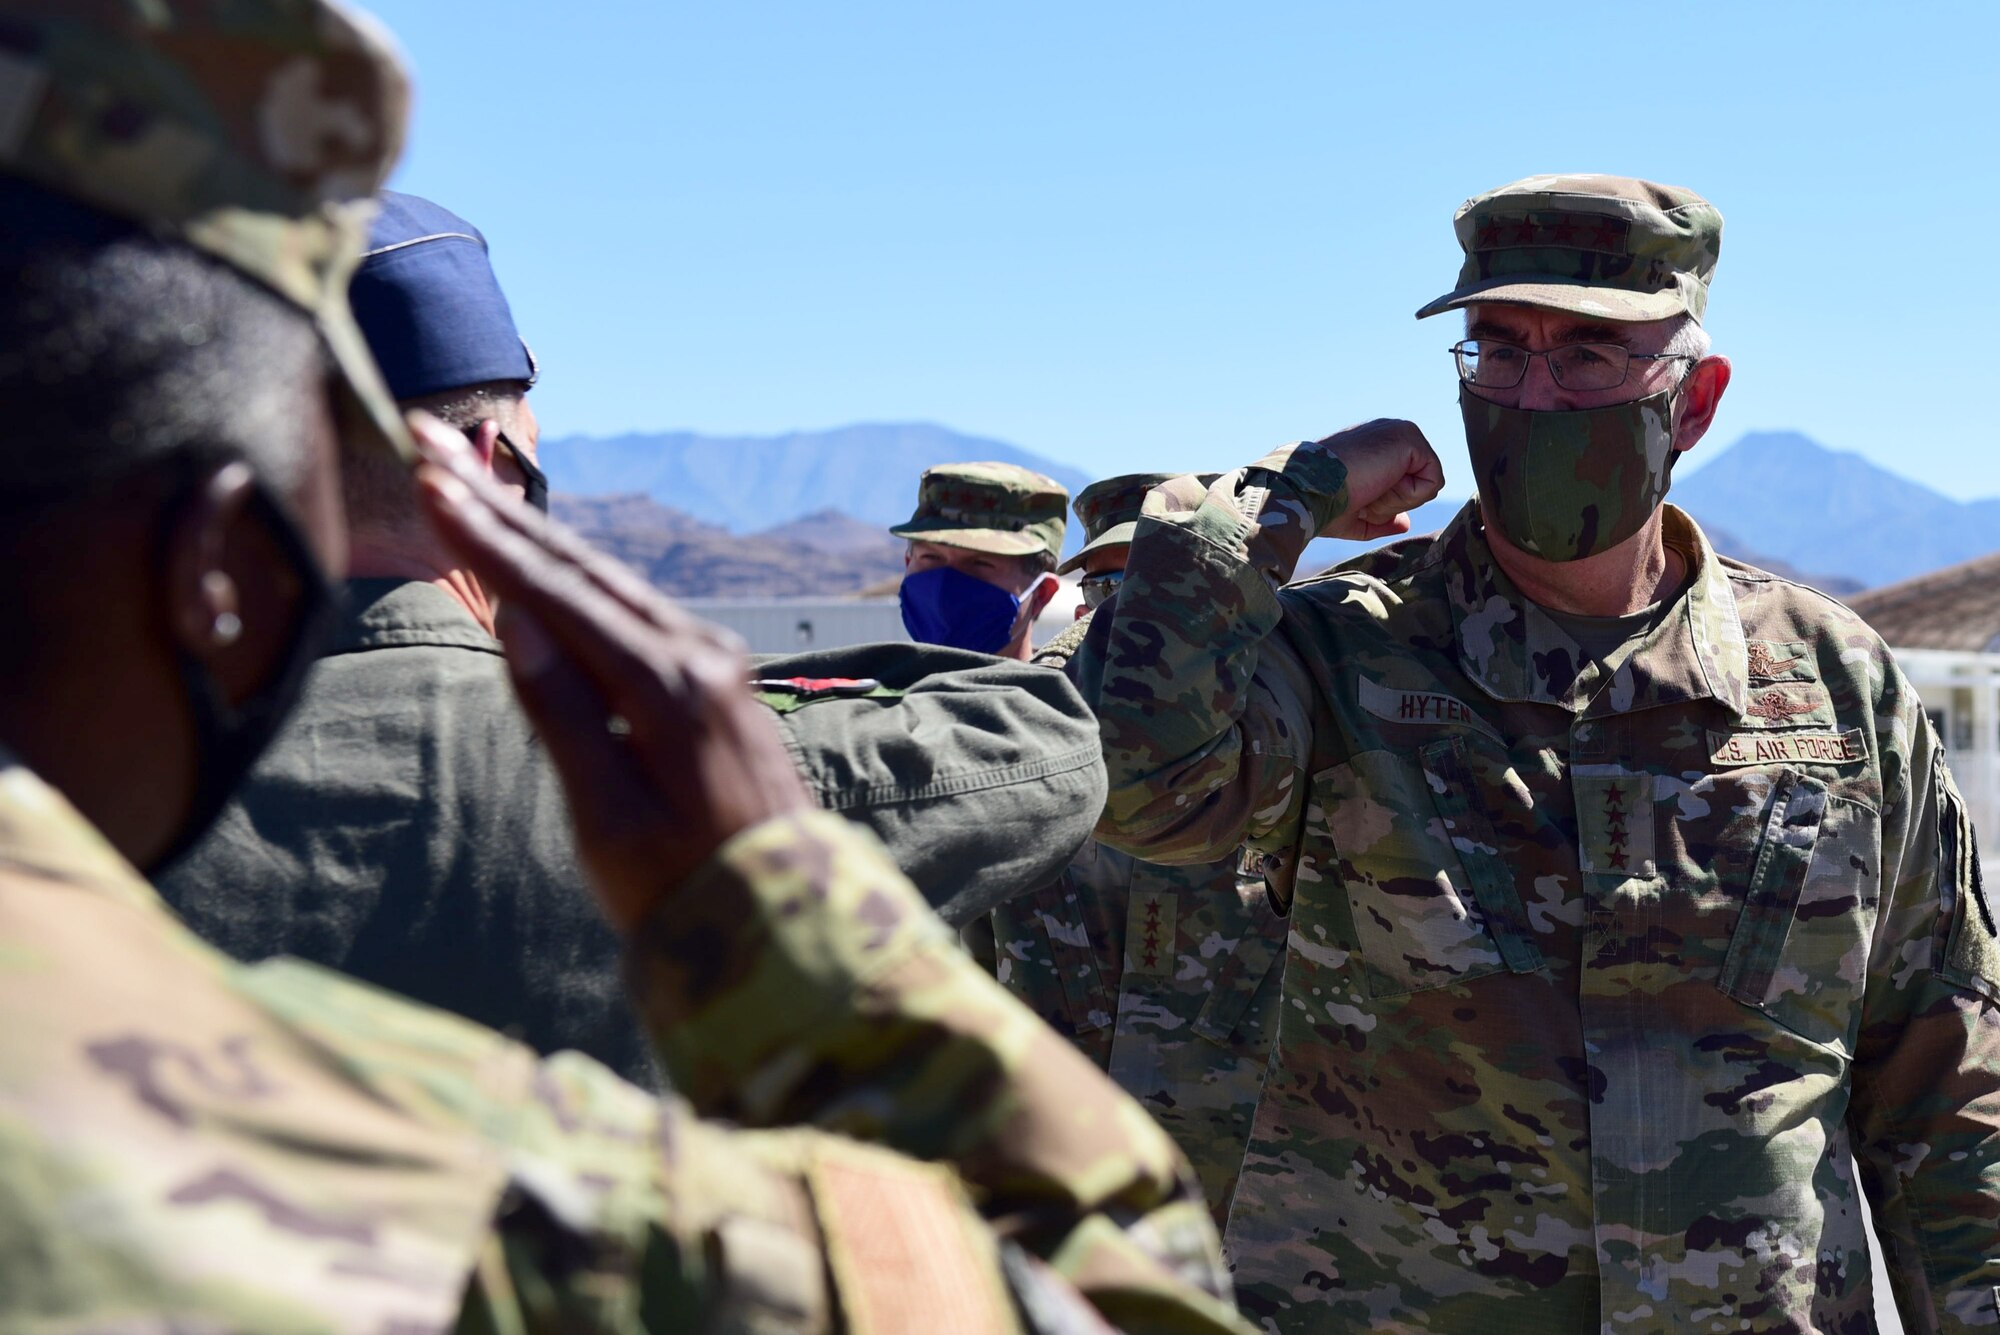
[0,747,163,912]
[334,578,504,657]
[1444,501,1748,717]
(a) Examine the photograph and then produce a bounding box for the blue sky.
[368,2,1998,500]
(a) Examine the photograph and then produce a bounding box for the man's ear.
[162,461,302,708]
[1672,355,1732,455]
[469,419,503,474]
[1025,572,1060,619]
[163,462,261,698]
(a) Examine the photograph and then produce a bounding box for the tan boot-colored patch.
[810,1141,1014,1335]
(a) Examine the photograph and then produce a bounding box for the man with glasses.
[1071,174,2000,1331]
[983,473,1288,1225]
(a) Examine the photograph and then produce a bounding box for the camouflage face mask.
[1459,383,1679,562]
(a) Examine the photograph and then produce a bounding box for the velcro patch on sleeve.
[1709,729,1866,768]
[1358,677,1499,738]
[1937,746,2000,1003]
[810,1143,1013,1335]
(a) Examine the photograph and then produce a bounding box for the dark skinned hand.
[410,413,810,932]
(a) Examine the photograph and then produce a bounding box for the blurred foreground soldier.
[1074,174,2000,1332]
[0,5,1250,1330]
[990,474,1287,1225]
[155,189,661,1079]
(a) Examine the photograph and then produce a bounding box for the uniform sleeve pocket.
[1719,773,1880,1056]
[1933,749,2000,1004]
[1192,874,1289,1046]
[996,879,1112,1038]
[1322,741,1542,1001]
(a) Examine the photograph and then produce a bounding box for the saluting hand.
[1311,418,1447,541]
[408,413,809,932]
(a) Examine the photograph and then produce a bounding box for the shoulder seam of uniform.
[811,743,1103,811]
[1285,528,1448,595]
[1722,559,1865,619]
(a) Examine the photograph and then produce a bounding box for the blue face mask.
[900,565,1040,655]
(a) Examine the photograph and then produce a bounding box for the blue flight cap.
[350,190,537,402]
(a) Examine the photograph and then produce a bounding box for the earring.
[213,611,243,647]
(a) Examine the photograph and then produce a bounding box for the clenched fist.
[1312,419,1447,541]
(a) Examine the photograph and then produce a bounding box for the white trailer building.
[1846,552,2000,844]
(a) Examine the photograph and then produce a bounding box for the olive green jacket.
[163,583,1107,1083]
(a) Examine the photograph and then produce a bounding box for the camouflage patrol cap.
[0,0,416,459]
[1415,174,1722,325]
[890,462,1068,561]
[1058,472,1219,575]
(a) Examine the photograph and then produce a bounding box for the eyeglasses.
[1449,339,1694,393]
[1079,570,1125,610]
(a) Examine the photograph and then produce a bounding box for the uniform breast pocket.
[1320,738,1543,1000]
[1718,772,1881,1057]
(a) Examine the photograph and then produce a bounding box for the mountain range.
[1672,431,2000,589]
[539,422,1092,556]
[551,495,905,598]
[542,423,1998,597]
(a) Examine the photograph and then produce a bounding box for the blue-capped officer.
[160,201,1111,1067]
[347,192,546,513]
[157,192,662,1084]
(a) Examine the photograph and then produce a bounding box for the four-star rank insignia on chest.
[1122,891,1178,978]
[1574,772,1658,878]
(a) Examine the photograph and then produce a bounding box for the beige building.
[1847,552,2000,844]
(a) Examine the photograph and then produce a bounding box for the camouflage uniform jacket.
[990,842,1284,1227]
[0,753,1253,1334]
[986,626,1286,1224]
[1069,444,2000,1335]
